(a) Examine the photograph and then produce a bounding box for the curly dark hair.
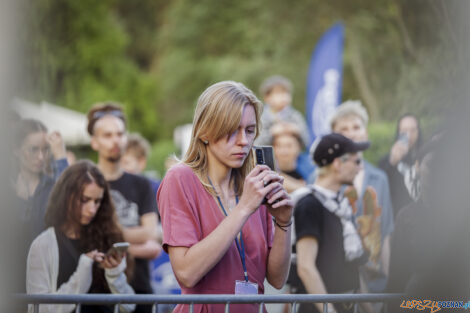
[45,160,133,289]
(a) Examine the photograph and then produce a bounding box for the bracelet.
[272,217,292,232]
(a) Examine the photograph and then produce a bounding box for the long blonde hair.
[183,81,263,196]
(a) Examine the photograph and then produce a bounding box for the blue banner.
[305,22,344,147]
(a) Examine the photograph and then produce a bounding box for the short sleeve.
[294,194,322,242]
[157,165,202,253]
[138,176,158,217]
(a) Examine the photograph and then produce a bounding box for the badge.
[235,280,258,294]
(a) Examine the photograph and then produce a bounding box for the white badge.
[235,280,258,294]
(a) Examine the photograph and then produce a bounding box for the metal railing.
[17,293,404,313]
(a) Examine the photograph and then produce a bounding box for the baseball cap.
[312,133,370,167]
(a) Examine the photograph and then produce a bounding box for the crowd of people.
[11,75,436,313]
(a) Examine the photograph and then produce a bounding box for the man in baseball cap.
[293,133,369,313]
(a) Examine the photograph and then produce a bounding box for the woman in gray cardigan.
[27,160,135,313]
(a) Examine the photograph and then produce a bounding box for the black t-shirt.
[108,172,158,294]
[294,193,360,313]
[55,229,112,313]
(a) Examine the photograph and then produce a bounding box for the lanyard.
[208,177,249,282]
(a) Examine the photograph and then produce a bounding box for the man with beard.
[295,133,369,313]
[87,103,161,313]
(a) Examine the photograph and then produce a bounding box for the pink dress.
[157,163,274,313]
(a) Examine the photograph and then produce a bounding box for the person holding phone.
[157,81,293,313]
[379,114,422,215]
[26,161,135,313]
[12,119,68,245]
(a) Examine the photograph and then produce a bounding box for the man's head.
[259,75,293,113]
[312,133,369,185]
[87,102,127,163]
[121,133,150,174]
[330,100,369,142]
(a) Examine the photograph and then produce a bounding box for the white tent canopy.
[11,98,90,146]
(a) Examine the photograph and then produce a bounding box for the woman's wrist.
[272,217,292,232]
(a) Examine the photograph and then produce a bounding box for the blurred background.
[2,0,470,310]
[14,0,458,175]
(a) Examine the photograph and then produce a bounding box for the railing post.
[113,303,119,313]
[189,302,194,313]
[76,303,81,313]
[323,302,328,313]
[292,301,297,313]
[33,304,39,313]
[258,302,264,313]
[225,301,230,313]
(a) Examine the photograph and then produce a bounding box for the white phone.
[106,242,129,257]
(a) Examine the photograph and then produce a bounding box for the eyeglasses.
[24,145,50,157]
[92,110,124,121]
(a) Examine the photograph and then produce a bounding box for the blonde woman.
[157,81,293,313]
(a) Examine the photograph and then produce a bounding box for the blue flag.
[305,23,344,147]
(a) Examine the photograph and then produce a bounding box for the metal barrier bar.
[17,293,404,305]
[323,302,327,313]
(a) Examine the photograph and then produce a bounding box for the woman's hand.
[237,165,282,215]
[237,165,293,223]
[389,140,409,166]
[46,131,67,160]
[262,173,294,225]
[85,250,105,262]
[100,252,124,269]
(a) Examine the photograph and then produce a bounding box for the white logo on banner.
[311,69,340,137]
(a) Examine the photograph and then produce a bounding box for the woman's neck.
[16,168,40,199]
[207,162,232,195]
[62,222,81,239]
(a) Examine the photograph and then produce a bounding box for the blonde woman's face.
[206,104,257,170]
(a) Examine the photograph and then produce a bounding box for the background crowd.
[3,72,449,313]
[1,1,470,313]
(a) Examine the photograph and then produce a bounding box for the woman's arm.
[27,239,94,313]
[168,165,278,288]
[104,257,136,313]
[168,206,252,288]
[266,221,291,288]
[264,174,294,288]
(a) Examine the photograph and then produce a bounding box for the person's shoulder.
[364,161,388,181]
[30,227,55,251]
[120,172,153,189]
[296,190,322,210]
[165,163,195,177]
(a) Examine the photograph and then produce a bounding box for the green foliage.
[364,122,395,166]
[146,139,178,178]
[22,0,454,150]
[23,0,161,141]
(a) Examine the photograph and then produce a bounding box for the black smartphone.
[254,146,276,204]
[254,146,276,171]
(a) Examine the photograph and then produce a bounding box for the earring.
[204,140,208,145]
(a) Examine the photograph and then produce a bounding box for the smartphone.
[106,242,130,257]
[254,146,277,204]
[398,133,409,145]
[253,146,276,171]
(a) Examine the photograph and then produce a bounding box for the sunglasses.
[92,110,124,121]
[341,155,362,165]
